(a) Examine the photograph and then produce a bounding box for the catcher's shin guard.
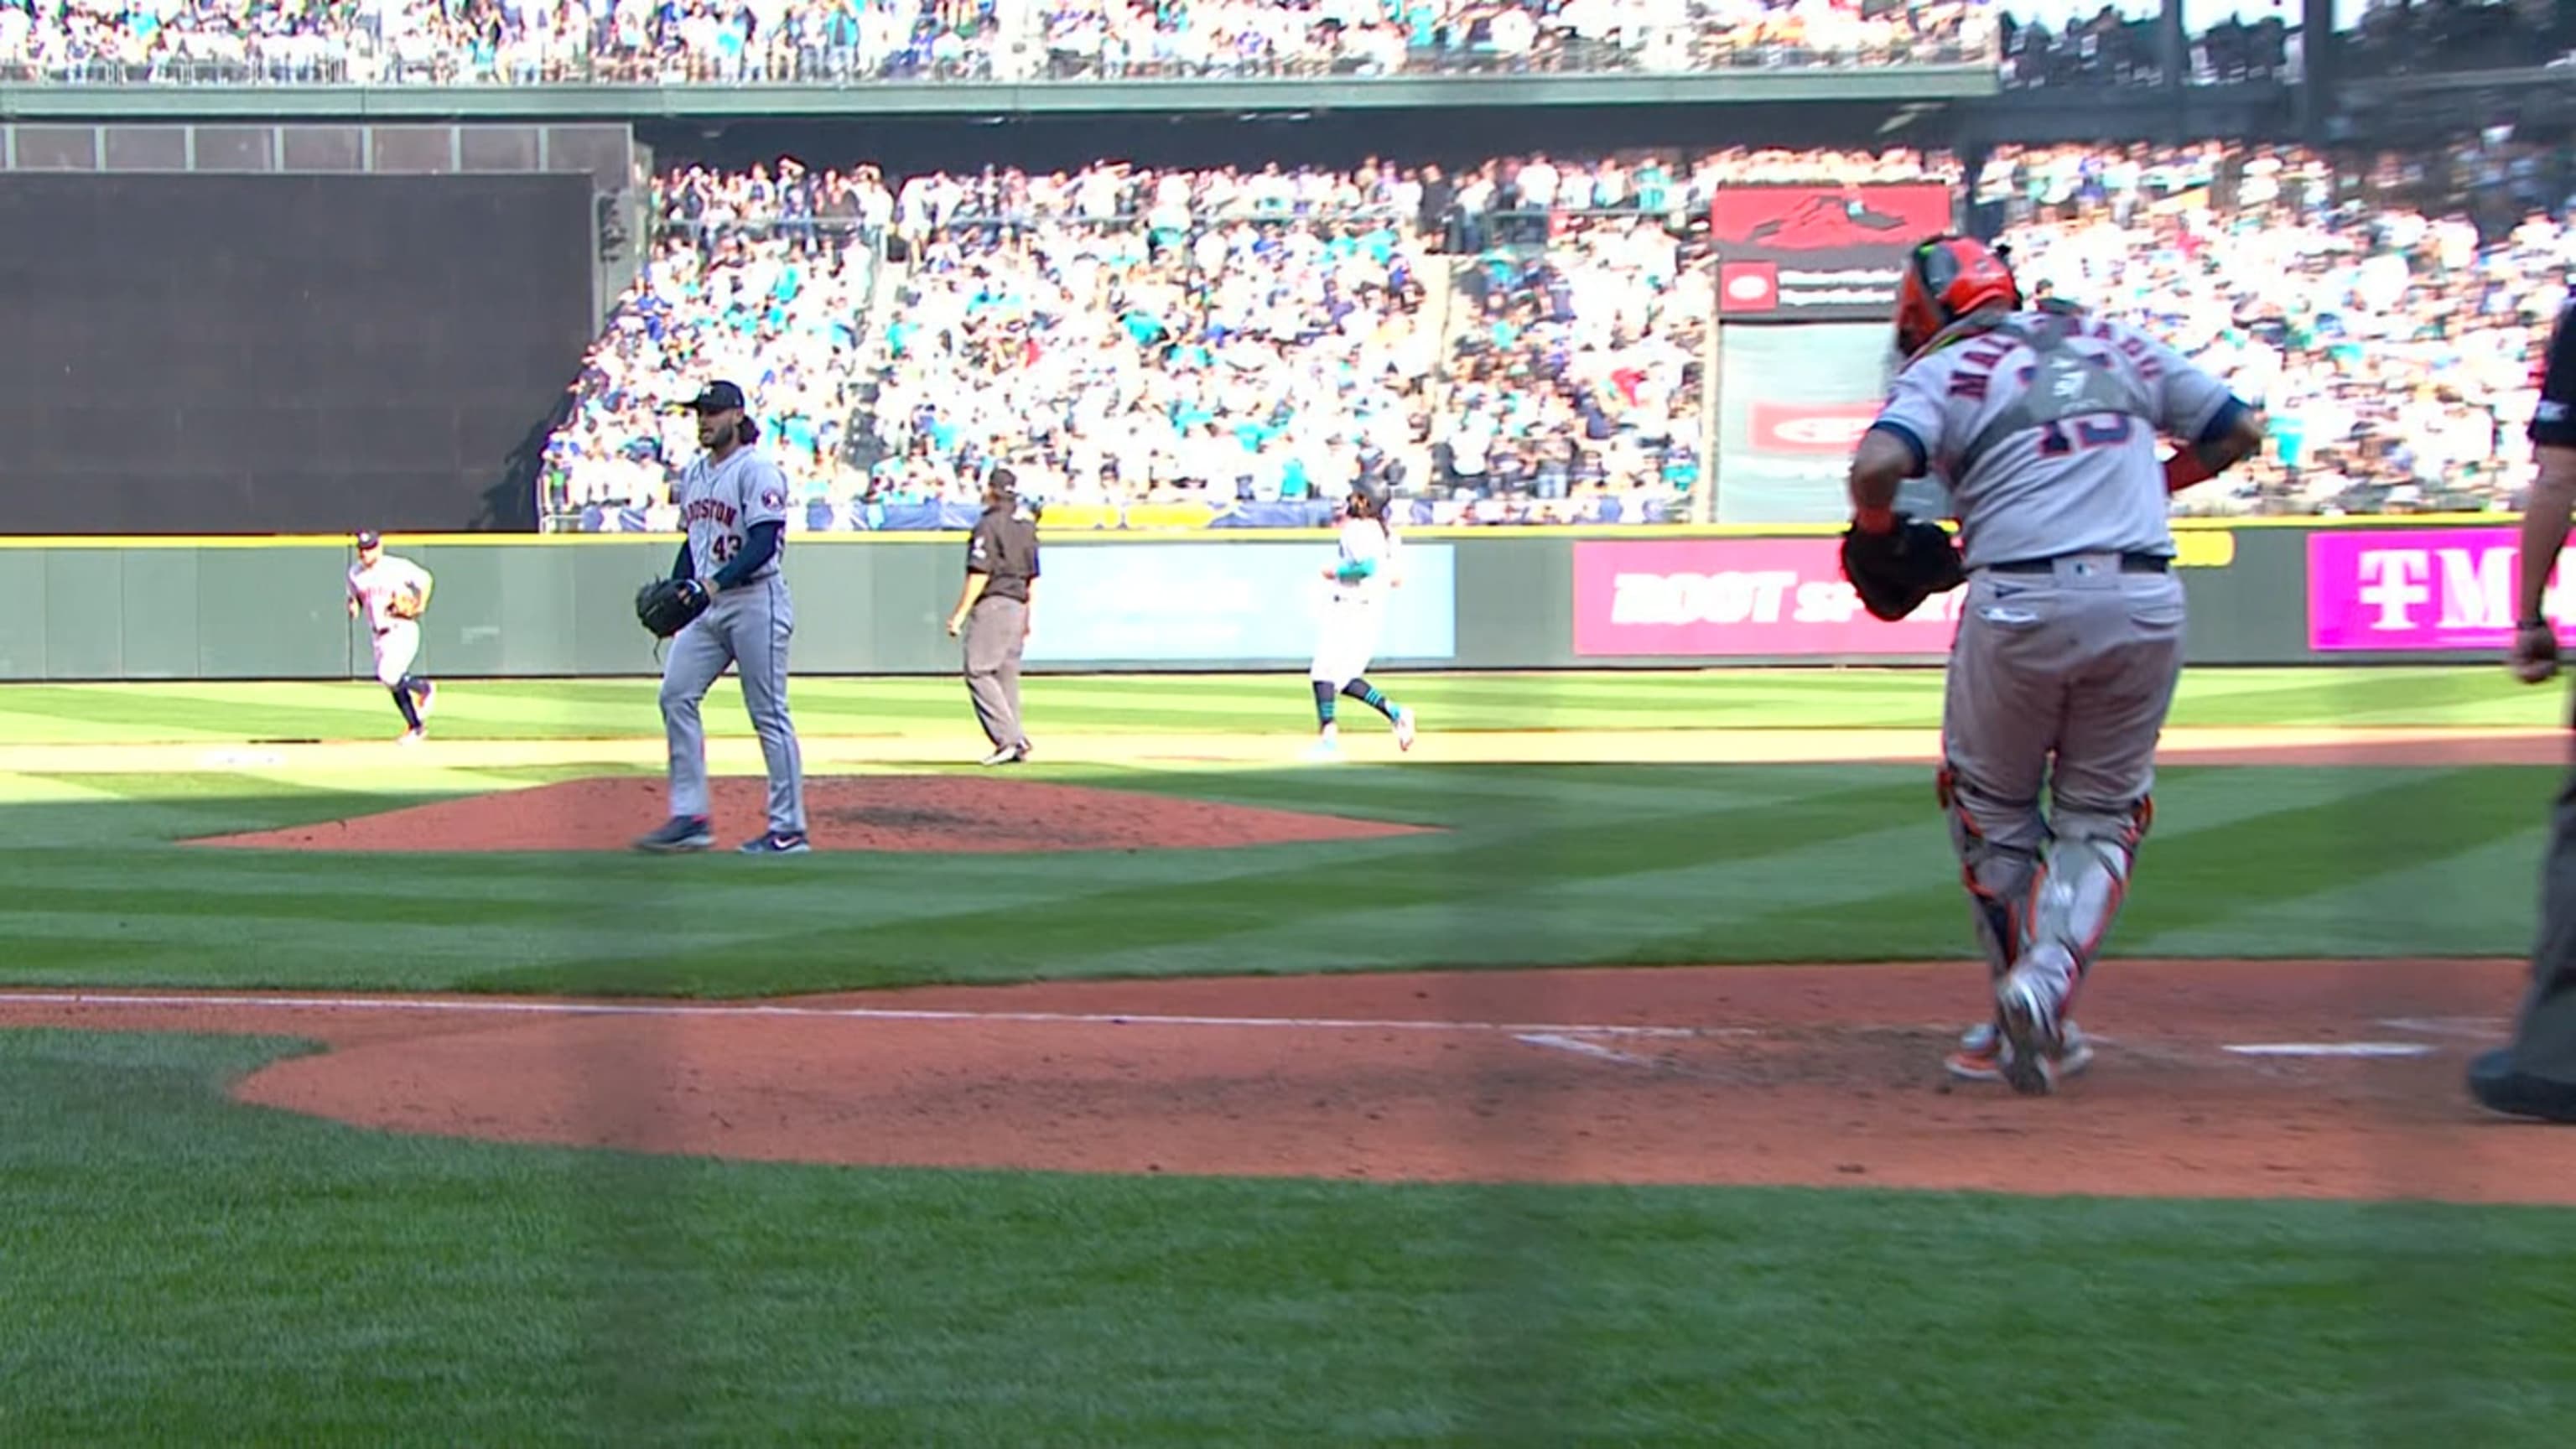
[2017,799,2152,1003]
[1940,766,2038,981]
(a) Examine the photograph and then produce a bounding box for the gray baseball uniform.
[1867,304,2246,996]
[659,444,806,837]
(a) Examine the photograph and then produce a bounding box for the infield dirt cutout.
[4,960,2573,1207]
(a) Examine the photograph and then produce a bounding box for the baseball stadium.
[10,4,2576,1442]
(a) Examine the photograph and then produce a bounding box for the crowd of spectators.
[544,136,2576,528]
[1976,134,2573,515]
[10,0,2576,87]
[0,0,1985,84]
[543,160,893,517]
[1997,3,2296,87]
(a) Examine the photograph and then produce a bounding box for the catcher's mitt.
[636,577,711,639]
[1839,514,1966,623]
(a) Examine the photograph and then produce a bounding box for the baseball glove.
[636,577,711,638]
[1839,514,1966,623]
[387,589,424,620]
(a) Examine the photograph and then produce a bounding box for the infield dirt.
[2,959,2565,1205]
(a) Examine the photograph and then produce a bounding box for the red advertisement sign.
[1572,538,1963,658]
[1717,261,1779,314]
[1747,400,1880,455]
[1706,183,1956,321]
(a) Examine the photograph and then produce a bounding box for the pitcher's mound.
[186,775,1436,854]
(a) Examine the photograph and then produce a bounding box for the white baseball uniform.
[348,553,433,688]
[1310,514,1400,688]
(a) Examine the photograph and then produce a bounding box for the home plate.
[2223,1042,2436,1058]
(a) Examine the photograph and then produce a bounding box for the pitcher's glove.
[1839,514,1966,623]
[636,577,711,638]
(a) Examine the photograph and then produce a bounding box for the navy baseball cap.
[674,381,748,413]
[355,530,381,549]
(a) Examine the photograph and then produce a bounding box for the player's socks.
[392,687,423,730]
[1339,678,1400,721]
[1311,681,1337,729]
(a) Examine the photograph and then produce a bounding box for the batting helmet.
[1895,236,2023,360]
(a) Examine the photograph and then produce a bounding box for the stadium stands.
[543,138,2568,528]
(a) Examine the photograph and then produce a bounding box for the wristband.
[1853,505,1896,536]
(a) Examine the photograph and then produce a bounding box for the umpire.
[946,466,1041,766]
[2483,296,2576,1123]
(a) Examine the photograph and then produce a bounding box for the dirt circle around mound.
[186,775,1436,854]
[8,960,2574,1205]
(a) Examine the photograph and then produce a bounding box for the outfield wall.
[0,518,2541,680]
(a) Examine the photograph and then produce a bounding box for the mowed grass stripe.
[3,667,2571,745]
[1492,766,2397,967]
[1759,767,2548,964]
[472,777,1919,993]
[2133,829,2548,958]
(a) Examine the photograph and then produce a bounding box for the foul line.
[0,989,1706,1040]
[1514,1031,1670,1068]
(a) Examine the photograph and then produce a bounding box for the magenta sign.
[1572,538,1964,658]
[2307,528,2576,652]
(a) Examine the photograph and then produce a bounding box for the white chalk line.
[0,992,2476,1067]
[2378,1016,2511,1041]
[1514,1032,1673,1069]
[0,989,1709,1041]
[2222,1042,2436,1058]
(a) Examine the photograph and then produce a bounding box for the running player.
[345,530,436,744]
[1306,478,1419,762]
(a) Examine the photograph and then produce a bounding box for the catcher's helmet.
[1894,236,2022,359]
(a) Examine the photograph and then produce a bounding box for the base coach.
[947,466,1041,766]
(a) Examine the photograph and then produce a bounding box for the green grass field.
[5,667,2571,1445]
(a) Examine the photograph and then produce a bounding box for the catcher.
[1842,236,2265,1094]
[346,529,437,744]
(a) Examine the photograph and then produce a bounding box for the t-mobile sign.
[2307,528,2576,650]
[1572,538,1963,658]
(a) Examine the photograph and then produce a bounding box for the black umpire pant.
[2508,765,2576,1083]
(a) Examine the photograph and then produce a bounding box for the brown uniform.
[963,502,1040,756]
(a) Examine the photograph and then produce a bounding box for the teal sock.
[1340,679,1398,721]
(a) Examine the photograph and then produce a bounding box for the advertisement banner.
[1024,543,1457,664]
[1705,183,1956,320]
[1572,538,1963,658]
[1713,322,1951,525]
[2307,527,2574,652]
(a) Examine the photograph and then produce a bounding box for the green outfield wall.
[0,517,2541,679]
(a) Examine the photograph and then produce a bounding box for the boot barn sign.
[1708,184,1960,321]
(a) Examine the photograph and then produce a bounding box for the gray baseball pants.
[963,595,1029,751]
[1940,556,2186,994]
[659,574,806,835]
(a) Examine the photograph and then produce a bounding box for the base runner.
[1843,236,2266,1094]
